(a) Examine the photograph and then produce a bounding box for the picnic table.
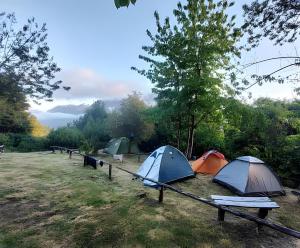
[211,195,280,221]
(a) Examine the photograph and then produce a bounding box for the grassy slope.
[0,152,299,248]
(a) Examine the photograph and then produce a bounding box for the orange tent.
[192,150,228,175]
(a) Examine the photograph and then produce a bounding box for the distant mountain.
[30,110,82,129]
[48,104,89,115]
[47,100,121,115]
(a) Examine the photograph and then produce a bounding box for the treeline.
[0,91,299,186]
[45,93,299,186]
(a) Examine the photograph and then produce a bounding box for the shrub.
[47,127,84,149]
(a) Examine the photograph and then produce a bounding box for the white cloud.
[53,68,150,100]
[29,68,153,111]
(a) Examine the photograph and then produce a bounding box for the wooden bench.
[211,195,280,221]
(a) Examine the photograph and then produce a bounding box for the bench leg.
[257,208,270,231]
[258,208,269,219]
[218,209,225,221]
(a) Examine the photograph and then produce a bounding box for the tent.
[103,137,140,155]
[192,150,228,175]
[136,145,195,187]
[213,156,285,196]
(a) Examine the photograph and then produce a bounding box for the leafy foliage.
[47,127,84,148]
[0,73,31,133]
[74,100,110,151]
[133,0,241,158]
[243,0,300,47]
[114,0,136,8]
[0,13,69,101]
[29,115,50,137]
[106,92,154,142]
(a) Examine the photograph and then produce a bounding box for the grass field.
[0,152,299,248]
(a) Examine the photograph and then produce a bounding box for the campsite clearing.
[0,152,299,248]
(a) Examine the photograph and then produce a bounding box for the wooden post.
[218,208,225,221]
[258,208,269,219]
[83,156,87,166]
[60,148,63,154]
[159,186,164,203]
[69,151,72,159]
[108,164,112,180]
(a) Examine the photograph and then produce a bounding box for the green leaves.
[115,0,137,8]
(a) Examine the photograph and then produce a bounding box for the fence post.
[159,186,164,203]
[108,164,112,180]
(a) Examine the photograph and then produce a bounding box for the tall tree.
[107,92,154,142]
[0,73,30,133]
[133,0,241,158]
[0,13,69,101]
[74,100,110,150]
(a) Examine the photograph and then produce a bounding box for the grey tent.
[103,137,140,155]
[213,156,285,196]
[136,145,195,187]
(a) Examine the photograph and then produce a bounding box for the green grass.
[0,152,299,248]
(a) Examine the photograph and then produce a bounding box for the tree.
[115,0,136,8]
[74,100,110,151]
[0,13,69,101]
[0,73,31,133]
[239,1,300,94]
[243,0,300,47]
[107,92,154,142]
[28,115,50,137]
[133,0,241,158]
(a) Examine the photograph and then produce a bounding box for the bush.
[47,127,84,148]
[0,133,47,152]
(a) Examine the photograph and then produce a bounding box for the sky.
[2,0,300,111]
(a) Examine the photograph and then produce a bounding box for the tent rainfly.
[103,137,140,155]
[213,156,285,196]
[136,145,195,187]
[192,150,228,175]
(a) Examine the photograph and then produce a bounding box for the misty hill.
[48,104,89,115]
[47,100,121,115]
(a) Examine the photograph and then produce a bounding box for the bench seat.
[211,195,280,221]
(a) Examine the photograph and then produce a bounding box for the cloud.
[53,68,150,100]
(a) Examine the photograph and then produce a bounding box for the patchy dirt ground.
[0,152,299,248]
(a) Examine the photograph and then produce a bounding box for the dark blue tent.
[136,145,195,187]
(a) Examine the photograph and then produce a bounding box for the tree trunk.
[177,117,181,149]
[185,116,191,157]
[186,114,195,159]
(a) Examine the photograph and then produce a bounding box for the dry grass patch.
[0,152,299,248]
